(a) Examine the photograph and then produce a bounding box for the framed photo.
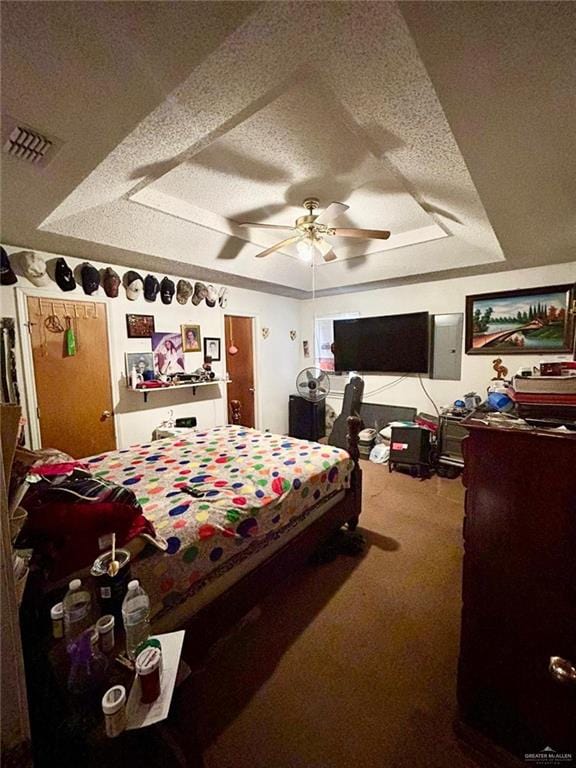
[465,284,575,354]
[181,324,201,353]
[203,337,221,361]
[125,352,154,378]
[152,332,185,375]
[126,314,155,338]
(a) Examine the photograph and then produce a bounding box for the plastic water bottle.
[122,580,150,660]
[63,578,92,641]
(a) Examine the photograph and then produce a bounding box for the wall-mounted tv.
[333,312,430,374]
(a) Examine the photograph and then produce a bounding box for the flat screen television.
[333,312,430,374]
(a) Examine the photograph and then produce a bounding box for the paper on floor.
[125,630,185,729]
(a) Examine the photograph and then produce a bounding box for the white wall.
[0,245,301,449]
[2,244,573,449]
[299,263,576,417]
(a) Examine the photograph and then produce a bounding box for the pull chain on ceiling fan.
[239,197,391,263]
[295,257,331,403]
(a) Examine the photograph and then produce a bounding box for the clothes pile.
[12,448,165,581]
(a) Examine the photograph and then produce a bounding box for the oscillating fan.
[296,367,330,402]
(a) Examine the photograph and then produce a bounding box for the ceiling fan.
[238,197,391,262]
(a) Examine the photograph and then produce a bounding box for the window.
[314,312,360,373]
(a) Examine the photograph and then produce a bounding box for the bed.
[86,417,363,658]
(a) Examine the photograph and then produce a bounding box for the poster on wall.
[465,284,575,354]
[152,332,185,375]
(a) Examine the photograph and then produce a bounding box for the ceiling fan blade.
[254,235,302,258]
[316,201,349,225]
[313,237,338,262]
[331,227,391,240]
[238,222,296,232]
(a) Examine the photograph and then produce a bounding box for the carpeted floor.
[188,461,481,768]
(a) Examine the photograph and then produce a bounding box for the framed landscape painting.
[465,284,575,354]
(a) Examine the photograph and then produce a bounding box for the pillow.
[378,421,415,441]
[9,447,75,510]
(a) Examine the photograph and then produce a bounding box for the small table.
[21,576,204,768]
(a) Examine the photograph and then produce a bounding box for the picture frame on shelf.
[465,284,575,355]
[203,337,221,362]
[126,314,155,338]
[181,324,201,353]
[125,352,154,379]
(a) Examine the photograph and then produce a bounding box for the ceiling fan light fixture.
[248,198,392,260]
[296,237,314,262]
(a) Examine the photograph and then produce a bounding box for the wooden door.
[26,296,116,458]
[224,315,255,428]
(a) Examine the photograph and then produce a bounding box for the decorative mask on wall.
[261,327,270,339]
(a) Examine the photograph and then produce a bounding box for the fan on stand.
[296,367,330,402]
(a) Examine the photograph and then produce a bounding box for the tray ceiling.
[1,1,574,297]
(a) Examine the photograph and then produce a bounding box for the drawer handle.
[549,656,576,686]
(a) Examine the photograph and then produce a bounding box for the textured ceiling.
[1,1,574,298]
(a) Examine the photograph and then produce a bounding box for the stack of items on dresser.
[508,361,576,425]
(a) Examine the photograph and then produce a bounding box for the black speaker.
[289,396,326,441]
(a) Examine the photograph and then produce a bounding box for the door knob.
[549,656,576,686]
[101,410,113,421]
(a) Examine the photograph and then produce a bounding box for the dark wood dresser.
[458,419,576,759]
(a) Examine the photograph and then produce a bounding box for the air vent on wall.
[1,114,62,168]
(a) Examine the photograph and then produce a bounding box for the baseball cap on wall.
[103,267,121,298]
[124,270,144,301]
[144,274,160,302]
[160,277,175,304]
[0,247,17,285]
[81,263,100,295]
[176,279,193,305]
[191,281,208,306]
[55,258,76,291]
[22,251,51,287]
[205,284,218,308]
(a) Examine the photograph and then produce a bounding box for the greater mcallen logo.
[525,746,573,764]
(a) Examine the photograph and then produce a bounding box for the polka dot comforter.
[87,425,353,620]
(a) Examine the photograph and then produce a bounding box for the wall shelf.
[129,379,229,403]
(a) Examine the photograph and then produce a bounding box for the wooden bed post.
[230,399,241,425]
[346,415,362,531]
